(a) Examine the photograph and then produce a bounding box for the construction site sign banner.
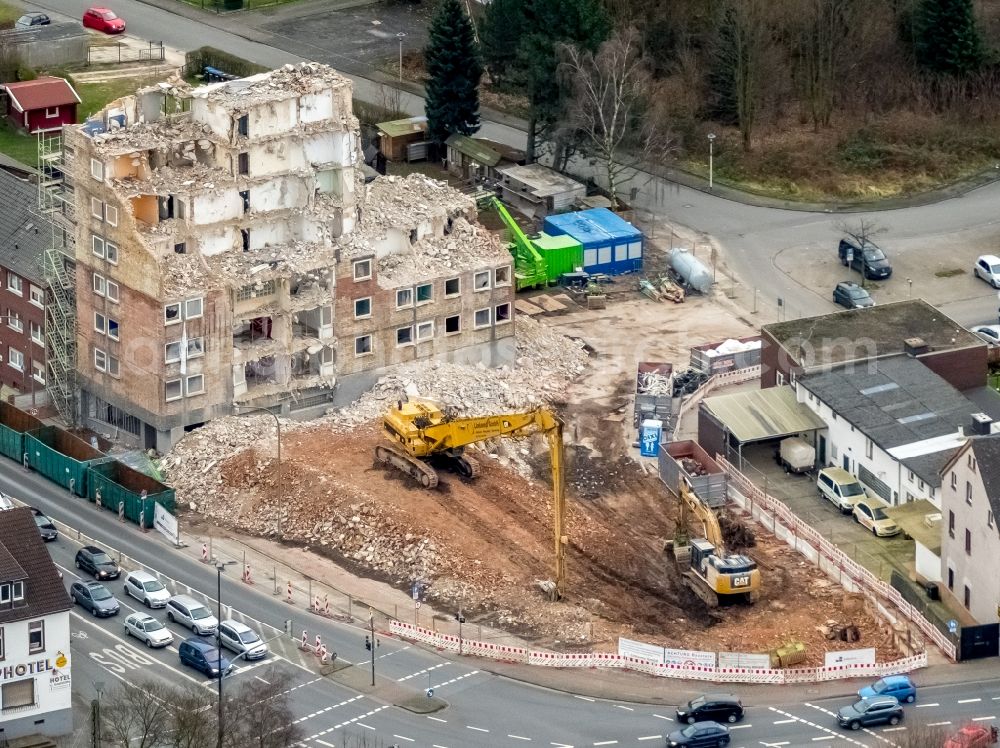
[718,651,771,669]
[153,502,178,546]
[824,647,876,667]
[617,637,665,664]
[617,638,716,668]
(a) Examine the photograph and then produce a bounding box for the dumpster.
[24,426,105,496]
[0,402,43,461]
[87,460,175,528]
[634,362,673,429]
[658,440,727,508]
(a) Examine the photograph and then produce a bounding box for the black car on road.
[75,545,120,580]
[676,694,744,725]
[71,581,120,617]
[836,695,903,731]
[838,238,892,279]
[14,12,50,29]
[667,721,730,747]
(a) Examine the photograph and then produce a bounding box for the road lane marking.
[574,695,595,702]
[773,719,796,724]
[614,705,633,712]
[357,723,375,730]
[636,737,661,742]
[593,741,617,746]
[959,698,982,704]
[291,695,364,724]
[915,702,939,708]
[255,675,270,684]
[882,727,906,732]
[508,735,531,741]
[972,716,997,721]
[467,725,489,732]
[760,742,789,747]
[392,736,415,743]
[927,721,952,726]
[730,724,752,729]
[776,706,869,747]
[427,716,447,723]
[811,739,835,742]
[397,662,446,682]
[652,714,673,721]
[313,741,335,748]
[430,670,479,691]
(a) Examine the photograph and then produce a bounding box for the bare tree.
[223,669,301,748]
[165,686,216,748]
[559,27,671,208]
[710,0,775,152]
[100,681,173,748]
[836,216,887,287]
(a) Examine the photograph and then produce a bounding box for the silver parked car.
[166,594,218,636]
[218,619,267,661]
[124,612,174,648]
[123,570,171,608]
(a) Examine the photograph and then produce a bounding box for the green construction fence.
[24,426,106,496]
[0,402,43,461]
[87,460,176,527]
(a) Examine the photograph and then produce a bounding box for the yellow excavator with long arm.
[375,399,567,598]
[669,480,760,607]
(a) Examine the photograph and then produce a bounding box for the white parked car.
[217,620,267,661]
[971,325,1000,346]
[123,570,171,608]
[974,254,1000,288]
[124,613,174,648]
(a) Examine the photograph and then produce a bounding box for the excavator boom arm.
[409,410,558,455]
[679,482,724,551]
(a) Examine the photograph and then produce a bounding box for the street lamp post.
[397,32,407,83]
[216,560,237,748]
[235,407,282,535]
[369,609,376,686]
[707,133,717,190]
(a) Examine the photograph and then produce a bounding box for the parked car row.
[815,467,899,537]
[69,542,267,677]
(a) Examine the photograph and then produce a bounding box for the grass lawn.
[0,0,21,29]
[0,120,39,168]
[76,77,156,119]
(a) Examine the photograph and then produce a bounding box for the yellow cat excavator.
[376,399,567,598]
[668,479,761,607]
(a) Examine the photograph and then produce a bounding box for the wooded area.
[474,0,1000,199]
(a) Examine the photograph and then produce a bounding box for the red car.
[82,7,125,33]
[944,725,998,748]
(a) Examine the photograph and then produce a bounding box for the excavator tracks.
[374,444,439,488]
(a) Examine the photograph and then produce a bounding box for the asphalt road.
[7,457,998,747]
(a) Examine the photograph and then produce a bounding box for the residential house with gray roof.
[939,435,1000,624]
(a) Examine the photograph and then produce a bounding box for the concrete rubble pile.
[323,315,590,430]
[161,314,590,578]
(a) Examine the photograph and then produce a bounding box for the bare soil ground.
[182,222,901,666]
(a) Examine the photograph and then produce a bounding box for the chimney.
[904,337,930,357]
[971,412,993,436]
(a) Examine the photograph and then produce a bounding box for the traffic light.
[365,635,372,652]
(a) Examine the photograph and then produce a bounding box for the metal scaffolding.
[36,130,77,425]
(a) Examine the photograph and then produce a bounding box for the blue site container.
[543,208,644,275]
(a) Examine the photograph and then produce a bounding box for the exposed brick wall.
[0,268,45,393]
[918,347,988,393]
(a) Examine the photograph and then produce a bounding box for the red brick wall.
[0,267,45,394]
[918,347,988,392]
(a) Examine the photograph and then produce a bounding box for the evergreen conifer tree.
[914,0,983,76]
[424,0,483,145]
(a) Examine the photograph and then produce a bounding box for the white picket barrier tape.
[389,621,928,684]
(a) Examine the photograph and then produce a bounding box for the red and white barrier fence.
[387,621,927,684]
[717,456,957,661]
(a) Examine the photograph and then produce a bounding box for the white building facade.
[0,508,73,740]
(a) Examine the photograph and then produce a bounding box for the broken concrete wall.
[249,141,307,176]
[298,90,335,123]
[247,98,298,140]
[192,191,242,225]
[303,131,352,167]
[190,98,231,140]
[248,176,310,213]
[199,227,234,257]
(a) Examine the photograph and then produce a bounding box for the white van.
[817,467,866,513]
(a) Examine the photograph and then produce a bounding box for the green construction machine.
[491,197,549,290]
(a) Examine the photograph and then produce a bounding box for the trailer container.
[0,401,42,461]
[87,460,175,527]
[690,335,762,375]
[533,233,583,281]
[634,362,673,429]
[543,208,643,275]
[24,425,106,496]
[658,440,727,508]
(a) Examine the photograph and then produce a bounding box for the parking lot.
[734,441,915,582]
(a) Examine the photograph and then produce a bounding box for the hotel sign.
[1,650,68,681]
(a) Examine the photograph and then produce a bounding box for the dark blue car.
[179,638,233,679]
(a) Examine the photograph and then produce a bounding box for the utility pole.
[369,609,376,686]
